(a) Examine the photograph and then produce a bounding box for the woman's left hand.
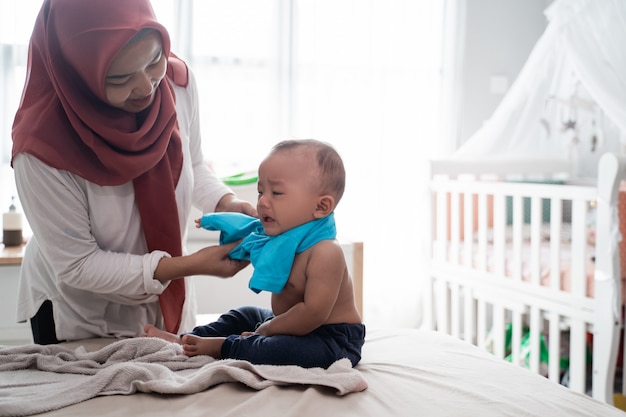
[215,193,257,217]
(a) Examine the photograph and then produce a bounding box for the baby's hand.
[254,320,272,336]
[194,218,201,228]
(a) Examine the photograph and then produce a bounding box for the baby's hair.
[271,139,345,205]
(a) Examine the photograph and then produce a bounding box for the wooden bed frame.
[424,152,624,405]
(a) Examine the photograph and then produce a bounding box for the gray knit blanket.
[0,337,367,416]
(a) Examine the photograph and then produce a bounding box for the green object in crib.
[487,323,570,375]
[221,172,258,186]
[505,325,554,372]
[504,179,566,224]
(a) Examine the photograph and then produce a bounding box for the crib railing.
[424,153,624,404]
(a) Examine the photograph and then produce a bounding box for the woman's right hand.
[154,241,249,282]
[192,241,250,278]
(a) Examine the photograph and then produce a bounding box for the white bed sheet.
[3,328,624,417]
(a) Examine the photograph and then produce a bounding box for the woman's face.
[105,31,167,113]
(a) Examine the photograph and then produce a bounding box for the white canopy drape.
[454,0,626,179]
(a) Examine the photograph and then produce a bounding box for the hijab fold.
[12,0,188,333]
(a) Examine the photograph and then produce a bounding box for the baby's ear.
[314,195,334,218]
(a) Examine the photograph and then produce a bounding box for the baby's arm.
[255,241,346,336]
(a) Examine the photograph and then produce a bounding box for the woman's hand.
[154,241,249,282]
[192,241,250,277]
[215,193,257,217]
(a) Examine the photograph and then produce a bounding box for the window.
[0,1,40,213]
[1,0,447,327]
[170,1,448,326]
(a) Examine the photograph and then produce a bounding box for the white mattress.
[3,328,624,417]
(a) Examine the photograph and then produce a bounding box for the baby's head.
[257,139,345,235]
[270,139,345,203]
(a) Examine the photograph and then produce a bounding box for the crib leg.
[593,280,620,405]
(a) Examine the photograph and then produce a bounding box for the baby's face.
[256,150,320,235]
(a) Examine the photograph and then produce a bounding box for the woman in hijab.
[11,0,256,344]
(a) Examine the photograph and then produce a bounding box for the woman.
[11,0,256,344]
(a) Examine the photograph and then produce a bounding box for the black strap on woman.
[30,300,62,345]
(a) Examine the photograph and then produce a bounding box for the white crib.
[424,152,624,405]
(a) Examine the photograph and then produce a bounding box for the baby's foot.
[181,334,225,358]
[142,324,181,344]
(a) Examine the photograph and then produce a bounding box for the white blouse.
[12,71,232,341]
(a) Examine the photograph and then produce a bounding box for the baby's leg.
[181,334,225,358]
[143,324,181,344]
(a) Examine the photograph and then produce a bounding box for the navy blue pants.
[188,306,366,368]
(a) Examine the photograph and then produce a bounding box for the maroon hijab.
[12,0,188,333]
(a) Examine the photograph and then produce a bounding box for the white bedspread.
[0,328,623,417]
[0,337,366,417]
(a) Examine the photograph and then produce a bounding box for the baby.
[145,139,364,368]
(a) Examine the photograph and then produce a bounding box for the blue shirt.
[199,212,337,293]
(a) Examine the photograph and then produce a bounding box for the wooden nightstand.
[0,243,31,344]
[0,243,25,266]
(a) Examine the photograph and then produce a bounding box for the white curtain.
[454,0,626,179]
[1,0,450,328]
[164,0,448,328]
[288,1,446,328]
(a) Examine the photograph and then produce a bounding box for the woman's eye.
[149,52,164,67]
[106,76,131,86]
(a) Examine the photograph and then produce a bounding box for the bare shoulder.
[311,238,344,254]
[308,239,347,266]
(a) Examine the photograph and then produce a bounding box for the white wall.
[0,265,32,344]
[458,0,552,146]
[0,1,558,341]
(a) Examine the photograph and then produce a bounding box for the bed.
[424,151,625,406]
[2,163,626,417]
[1,327,624,417]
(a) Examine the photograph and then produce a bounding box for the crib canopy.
[454,0,626,179]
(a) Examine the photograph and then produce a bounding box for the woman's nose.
[134,73,155,97]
